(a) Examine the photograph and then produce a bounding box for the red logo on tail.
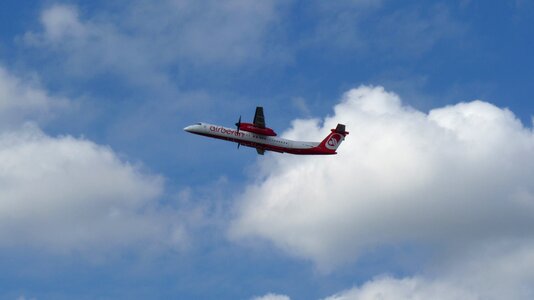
[325,134,342,150]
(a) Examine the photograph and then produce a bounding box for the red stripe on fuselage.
[188,131,335,155]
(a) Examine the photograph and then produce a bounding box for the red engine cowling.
[239,123,277,136]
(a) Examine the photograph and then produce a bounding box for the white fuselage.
[184,123,319,153]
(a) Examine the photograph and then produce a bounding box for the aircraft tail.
[316,124,349,154]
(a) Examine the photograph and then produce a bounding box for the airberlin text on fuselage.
[210,126,245,137]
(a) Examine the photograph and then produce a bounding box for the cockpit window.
[196,122,202,125]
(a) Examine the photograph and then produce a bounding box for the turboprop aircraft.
[184,107,348,155]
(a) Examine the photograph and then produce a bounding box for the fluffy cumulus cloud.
[231,85,534,298]
[0,125,184,253]
[0,65,186,255]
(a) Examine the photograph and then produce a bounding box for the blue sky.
[1,1,534,299]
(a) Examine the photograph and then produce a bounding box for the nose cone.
[184,125,194,132]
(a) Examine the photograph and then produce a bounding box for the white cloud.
[322,276,478,300]
[0,64,187,255]
[23,0,287,83]
[251,253,534,300]
[320,240,534,300]
[438,240,534,299]
[231,86,534,266]
[251,293,291,300]
[0,66,68,128]
[0,125,183,253]
[24,4,158,83]
[230,86,534,298]
[39,4,86,41]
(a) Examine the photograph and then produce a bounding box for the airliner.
[184,107,348,155]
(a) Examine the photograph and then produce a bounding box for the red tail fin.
[316,124,349,154]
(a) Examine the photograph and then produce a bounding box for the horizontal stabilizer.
[334,124,349,135]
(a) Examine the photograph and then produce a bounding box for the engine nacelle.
[239,123,277,136]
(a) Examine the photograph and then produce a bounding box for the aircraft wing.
[256,148,265,155]
[253,106,266,128]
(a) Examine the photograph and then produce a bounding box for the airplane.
[184,107,348,155]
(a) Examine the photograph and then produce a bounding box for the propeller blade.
[235,115,242,150]
[235,115,241,133]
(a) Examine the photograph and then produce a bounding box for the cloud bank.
[322,276,478,300]
[0,65,185,255]
[251,293,291,300]
[0,125,179,253]
[24,1,286,78]
[232,86,534,298]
